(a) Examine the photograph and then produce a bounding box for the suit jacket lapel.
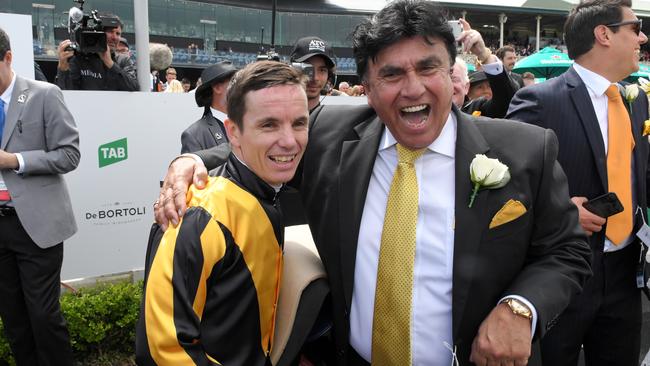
[452,108,491,340]
[2,76,28,149]
[338,114,383,309]
[207,115,226,142]
[566,67,608,191]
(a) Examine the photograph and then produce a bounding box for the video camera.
[256,48,315,82]
[67,0,120,55]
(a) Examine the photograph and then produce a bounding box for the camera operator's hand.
[57,40,75,71]
[98,46,114,69]
[457,18,497,65]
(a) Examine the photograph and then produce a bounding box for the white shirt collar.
[573,63,614,97]
[379,111,457,158]
[0,71,16,109]
[210,107,228,122]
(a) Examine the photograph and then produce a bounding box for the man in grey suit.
[0,27,80,365]
[180,61,237,154]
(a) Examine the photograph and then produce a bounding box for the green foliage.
[0,281,142,365]
[0,320,16,366]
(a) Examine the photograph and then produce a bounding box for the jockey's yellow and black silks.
[136,154,284,366]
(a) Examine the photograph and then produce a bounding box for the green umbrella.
[512,47,574,79]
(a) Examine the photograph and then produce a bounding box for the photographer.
[55,13,138,91]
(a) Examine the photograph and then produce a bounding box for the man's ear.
[213,80,228,95]
[212,83,221,95]
[594,24,611,46]
[224,118,240,147]
[362,80,374,107]
[4,50,12,65]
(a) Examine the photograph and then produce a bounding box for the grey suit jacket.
[180,113,229,154]
[1,75,80,248]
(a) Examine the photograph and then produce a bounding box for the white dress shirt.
[481,59,504,76]
[573,63,635,252]
[210,107,228,123]
[0,71,24,206]
[350,114,457,365]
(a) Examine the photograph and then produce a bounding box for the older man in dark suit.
[508,1,650,365]
[156,1,592,365]
[180,61,237,154]
[0,27,80,365]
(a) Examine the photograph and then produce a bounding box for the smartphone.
[449,20,463,41]
[583,192,624,218]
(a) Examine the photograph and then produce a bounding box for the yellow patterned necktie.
[371,144,425,366]
[604,85,634,245]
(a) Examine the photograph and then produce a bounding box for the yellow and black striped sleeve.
[143,207,225,365]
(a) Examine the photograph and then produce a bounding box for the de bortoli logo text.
[98,138,128,167]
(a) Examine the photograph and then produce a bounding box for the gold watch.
[501,298,533,320]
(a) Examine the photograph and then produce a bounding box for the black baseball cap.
[290,36,335,68]
[195,61,238,107]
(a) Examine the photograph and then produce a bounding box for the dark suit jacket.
[510,72,525,89]
[507,66,650,297]
[197,105,591,365]
[462,67,518,118]
[180,113,229,154]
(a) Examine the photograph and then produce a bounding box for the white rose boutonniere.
[625,84,639,103]
[638,77,650,95]
[468,154,510,208]
[625,84,639,115]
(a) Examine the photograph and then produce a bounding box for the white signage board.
[0,13,36,80]
[62,91,198,279]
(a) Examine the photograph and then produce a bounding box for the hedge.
[0,281,142,366]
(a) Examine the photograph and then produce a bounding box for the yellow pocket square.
[489,199,526,229]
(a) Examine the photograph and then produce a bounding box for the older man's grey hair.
[454,57,470,83]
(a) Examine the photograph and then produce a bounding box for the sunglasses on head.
[606,19,643,35]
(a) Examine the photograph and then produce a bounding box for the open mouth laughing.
[400,104,431,128]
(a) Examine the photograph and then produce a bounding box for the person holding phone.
[508,0,650,364]
[450,19,518,118]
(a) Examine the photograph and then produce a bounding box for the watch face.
[510,300,532,318]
